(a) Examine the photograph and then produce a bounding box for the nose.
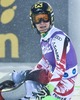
[40,20,45,24]
[39,18,45,24]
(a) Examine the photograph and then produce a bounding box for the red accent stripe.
[68,78,75,84]
[56,63,65,72]
[37,64,42,69]
[51,77,61,81]
[54,86,74,96]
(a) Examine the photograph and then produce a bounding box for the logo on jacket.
[42,45,52,54]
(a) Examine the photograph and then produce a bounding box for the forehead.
[35,13,48,18]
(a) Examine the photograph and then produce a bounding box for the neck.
[41,32,48,37]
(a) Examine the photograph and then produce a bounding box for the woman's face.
[33,13,50,33]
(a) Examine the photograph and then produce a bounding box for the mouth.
[39,26,48,32]
[40,26,46,28]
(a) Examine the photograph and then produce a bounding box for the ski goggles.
[33,14,50,24]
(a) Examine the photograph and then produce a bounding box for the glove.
[12,70,31,85]
[12,70,26,85]
[32,83,54,100]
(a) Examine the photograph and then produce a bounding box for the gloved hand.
[12,70,26,85]
[12,70,31,85]
[32,84,54,100]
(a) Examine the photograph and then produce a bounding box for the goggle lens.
[33,14,49,24]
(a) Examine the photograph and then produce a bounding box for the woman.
[19,1,78,100]
[0,1,77,100]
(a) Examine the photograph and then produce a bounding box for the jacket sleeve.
[49,34,70,88]
[34,56,50,70]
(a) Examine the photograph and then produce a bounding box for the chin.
[40,31,47,33]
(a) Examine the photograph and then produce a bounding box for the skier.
[0,1,78,100]
[18,1,78,100]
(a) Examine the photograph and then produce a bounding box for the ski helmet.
[30,1,54,28]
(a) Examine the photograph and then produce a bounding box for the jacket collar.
[41,25,55,41]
